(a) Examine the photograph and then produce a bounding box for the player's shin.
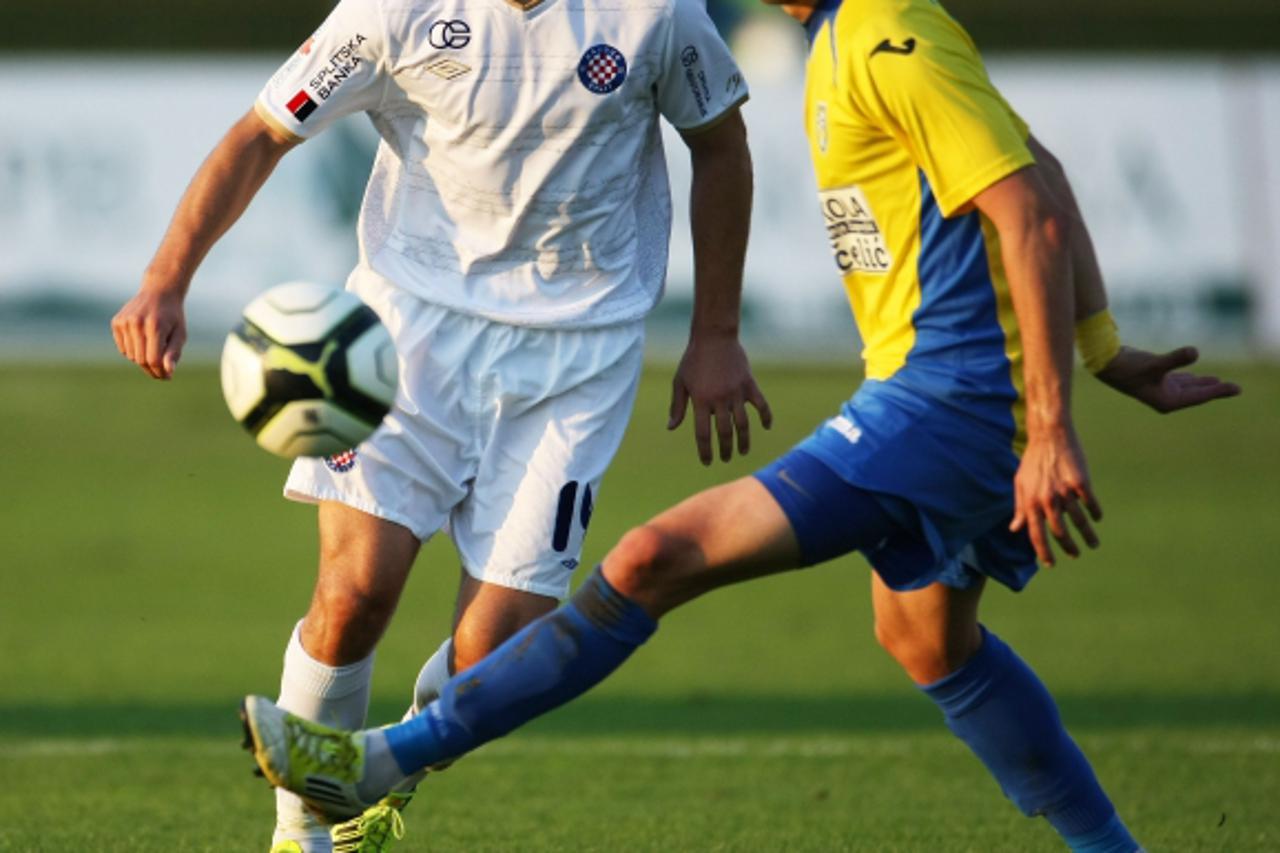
[275,621,376,848]
[378,568,657,776]
[922,628,1139,853]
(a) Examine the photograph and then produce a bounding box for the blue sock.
[922,628,1138,853]
[383,569,657,773]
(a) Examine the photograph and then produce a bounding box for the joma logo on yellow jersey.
[815,102,829,153]
[818,185,892,274]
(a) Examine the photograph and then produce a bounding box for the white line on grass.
[3,733,1278,759]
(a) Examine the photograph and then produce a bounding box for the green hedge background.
[6,0,1279,53]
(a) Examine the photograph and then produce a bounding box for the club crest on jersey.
[577,44,627,95]
[325,448,358,473]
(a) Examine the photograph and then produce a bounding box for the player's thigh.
[284,274,479,540]
[451,322,645,600]
[606,445,930,614]
[870,572,985,684]
[449,573,559,670]
[315,500,421,589]
[602,475,802,613]
[302,501,422,663]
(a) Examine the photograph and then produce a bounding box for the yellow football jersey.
[803,0,1034,439]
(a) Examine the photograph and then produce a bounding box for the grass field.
[1,360,1278,851]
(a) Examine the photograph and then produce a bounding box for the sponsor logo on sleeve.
[307,34,369,100]
[679,44,712,117]
[577,44,627,95]
[287,90,318,122]
[818,185,893,274]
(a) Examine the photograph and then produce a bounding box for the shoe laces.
[362,804,406,844]
[332,803,406,852]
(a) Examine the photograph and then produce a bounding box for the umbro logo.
[426,57,471,80]
[870,37,916,57]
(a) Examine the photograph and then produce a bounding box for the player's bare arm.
[112,109,299,380]
[1028,135,1242,413]
[972,165,1102,566]
[669,108,773,465]
[1026,136,1107,322]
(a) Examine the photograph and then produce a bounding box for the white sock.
[273,621,376,849]
[357,729,411,803]
[412,638,454,713]
[378,637,456,789]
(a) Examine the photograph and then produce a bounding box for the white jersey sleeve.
[254,0,390,141]
[655,0,748,132]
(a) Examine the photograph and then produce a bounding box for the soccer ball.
[220,282,399,458]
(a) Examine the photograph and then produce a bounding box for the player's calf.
[920,630,1140,852]
[871,577,985,685]
[873,608,984,685]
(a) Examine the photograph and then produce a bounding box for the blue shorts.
[753,378,1037,592]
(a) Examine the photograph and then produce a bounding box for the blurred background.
[3,0,1280,359]
[2,3,1279,850]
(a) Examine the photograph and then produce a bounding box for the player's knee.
[322,587,394,632]
[451,613,538,672]
[605,523,700,604]
[449,628,491,673]
[306,580,396,661]
[873,617,955,685]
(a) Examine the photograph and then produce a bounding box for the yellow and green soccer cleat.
[240,695,376,821]
[330,789,413,852]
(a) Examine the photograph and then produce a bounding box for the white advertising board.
[0,57,365,343]
[1,55,1277,356]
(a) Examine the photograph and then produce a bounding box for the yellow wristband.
[1075,309,1121,374]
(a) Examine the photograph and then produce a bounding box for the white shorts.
[285,269,645,599]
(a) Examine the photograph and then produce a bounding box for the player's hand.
[1010,424,1102,567]
[111,286,187,380]
[669,333,772,465]
[1096,345,1241,413]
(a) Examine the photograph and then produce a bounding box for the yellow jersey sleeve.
[846,6,1033,217]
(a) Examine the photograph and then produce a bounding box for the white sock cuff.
[282,621,375,700]
[413,637,454,712]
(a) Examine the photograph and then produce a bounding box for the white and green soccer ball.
[220,282,399,458]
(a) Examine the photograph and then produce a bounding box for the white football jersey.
[256,0,748,328]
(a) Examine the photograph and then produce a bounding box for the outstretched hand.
[1097,346,1241,413]
[669,334,772,465]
